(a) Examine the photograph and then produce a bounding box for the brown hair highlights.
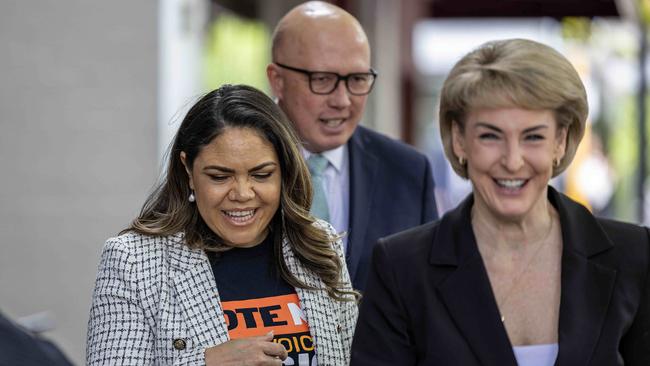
[125,84,356,302]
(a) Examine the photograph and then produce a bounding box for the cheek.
[527,147,557,172]
[286,82,320,110]
[289,96,322,122]
[350,97,366,115]
[467,146,500,171]
[193,178,227,206]
[532,158,556,176]
[196,188,226,211]
[257,176,282,206]
[194,193,224,232]
[267,182,282,205]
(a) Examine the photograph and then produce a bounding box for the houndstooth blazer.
[86,223,357,365]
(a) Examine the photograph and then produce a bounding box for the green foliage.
[561,17,591,42]
[640,0,650,25]
[608,93,650,220]
[203,13,271,93]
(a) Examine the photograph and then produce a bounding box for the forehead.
[197,128,277,162]
[284,20,370,72]
[466,107,557,130]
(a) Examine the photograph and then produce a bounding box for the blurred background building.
[1,0,648,363]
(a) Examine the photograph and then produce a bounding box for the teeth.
[496,179,525,188]
[224,210,255,221]
[321,119,344,127]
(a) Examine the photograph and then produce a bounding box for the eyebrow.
[475,122,549,134]
[203,162,278,173]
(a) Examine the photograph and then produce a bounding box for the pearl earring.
[188,192,195,202]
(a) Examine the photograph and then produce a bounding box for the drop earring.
[188,191,195,202]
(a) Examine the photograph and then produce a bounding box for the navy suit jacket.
[0,311,74,366]
[351,187,650,365]
[346,126,438,291]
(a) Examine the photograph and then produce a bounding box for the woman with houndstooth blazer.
[87,84,358,366]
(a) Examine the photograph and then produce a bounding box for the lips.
[319,118,346,128]
[495,179,527,189]
[222,209,256,223]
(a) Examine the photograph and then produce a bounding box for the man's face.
[270,24,371,153]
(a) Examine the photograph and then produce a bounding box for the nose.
[229,178,255,201]
[502,141,524,172]
[327,80,352,108]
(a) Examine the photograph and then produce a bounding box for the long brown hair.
[125,84,356,301]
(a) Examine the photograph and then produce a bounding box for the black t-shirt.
[208,235,317,365]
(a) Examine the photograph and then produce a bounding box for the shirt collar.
[301,144,346,173]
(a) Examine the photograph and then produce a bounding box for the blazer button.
[337,325,342,333]
[173,338,186,350]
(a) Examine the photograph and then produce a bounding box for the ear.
[554,126,569,162]
[266,63,284,100]
[179,151,194,190]
[451,121,467,161]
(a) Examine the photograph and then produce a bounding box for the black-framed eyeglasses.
[275,62,378,96]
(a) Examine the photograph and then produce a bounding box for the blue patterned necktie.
[307,154,330,222]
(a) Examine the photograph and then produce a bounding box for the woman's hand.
[204,331,288,366]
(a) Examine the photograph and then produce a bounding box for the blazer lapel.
[550,189,617,366]
[282,236,343,364]
[347,128,379,281]
[168,235,229,348]
[432,188,618,366]
[433,197,518,366]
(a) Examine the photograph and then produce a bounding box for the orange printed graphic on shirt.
[221,293,309,339]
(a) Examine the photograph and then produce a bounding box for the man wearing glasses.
[267,1,438,292]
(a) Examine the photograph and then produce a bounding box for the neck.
[471,199,557,252]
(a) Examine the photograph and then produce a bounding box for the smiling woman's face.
[452,107,567,222]
[181,127,281,248]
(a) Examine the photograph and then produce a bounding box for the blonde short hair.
[439,38,588,178]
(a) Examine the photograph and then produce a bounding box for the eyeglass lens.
[309,72,375,95]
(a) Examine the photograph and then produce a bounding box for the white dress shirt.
[303,145,350,253]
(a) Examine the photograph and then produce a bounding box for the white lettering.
[287,302,307,325]
[298,353,310,366]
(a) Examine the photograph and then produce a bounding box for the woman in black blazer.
[351,38,650,365]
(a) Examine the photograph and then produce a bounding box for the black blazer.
[346,126,438,291]
[351,187,650,365]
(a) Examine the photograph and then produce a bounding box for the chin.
[222,236,259,248]
[492,204,537,221]
[319,138,348,151]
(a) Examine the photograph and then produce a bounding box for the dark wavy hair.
[124,84,356,301]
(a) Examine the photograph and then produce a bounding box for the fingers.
[246,331,288,361]
[262,340,288,361]
[263,330,275,341]
[205,333,288,366]
[250,330,275,342]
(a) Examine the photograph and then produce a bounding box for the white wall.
[0,1,158,363]
[159,0,208,160]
